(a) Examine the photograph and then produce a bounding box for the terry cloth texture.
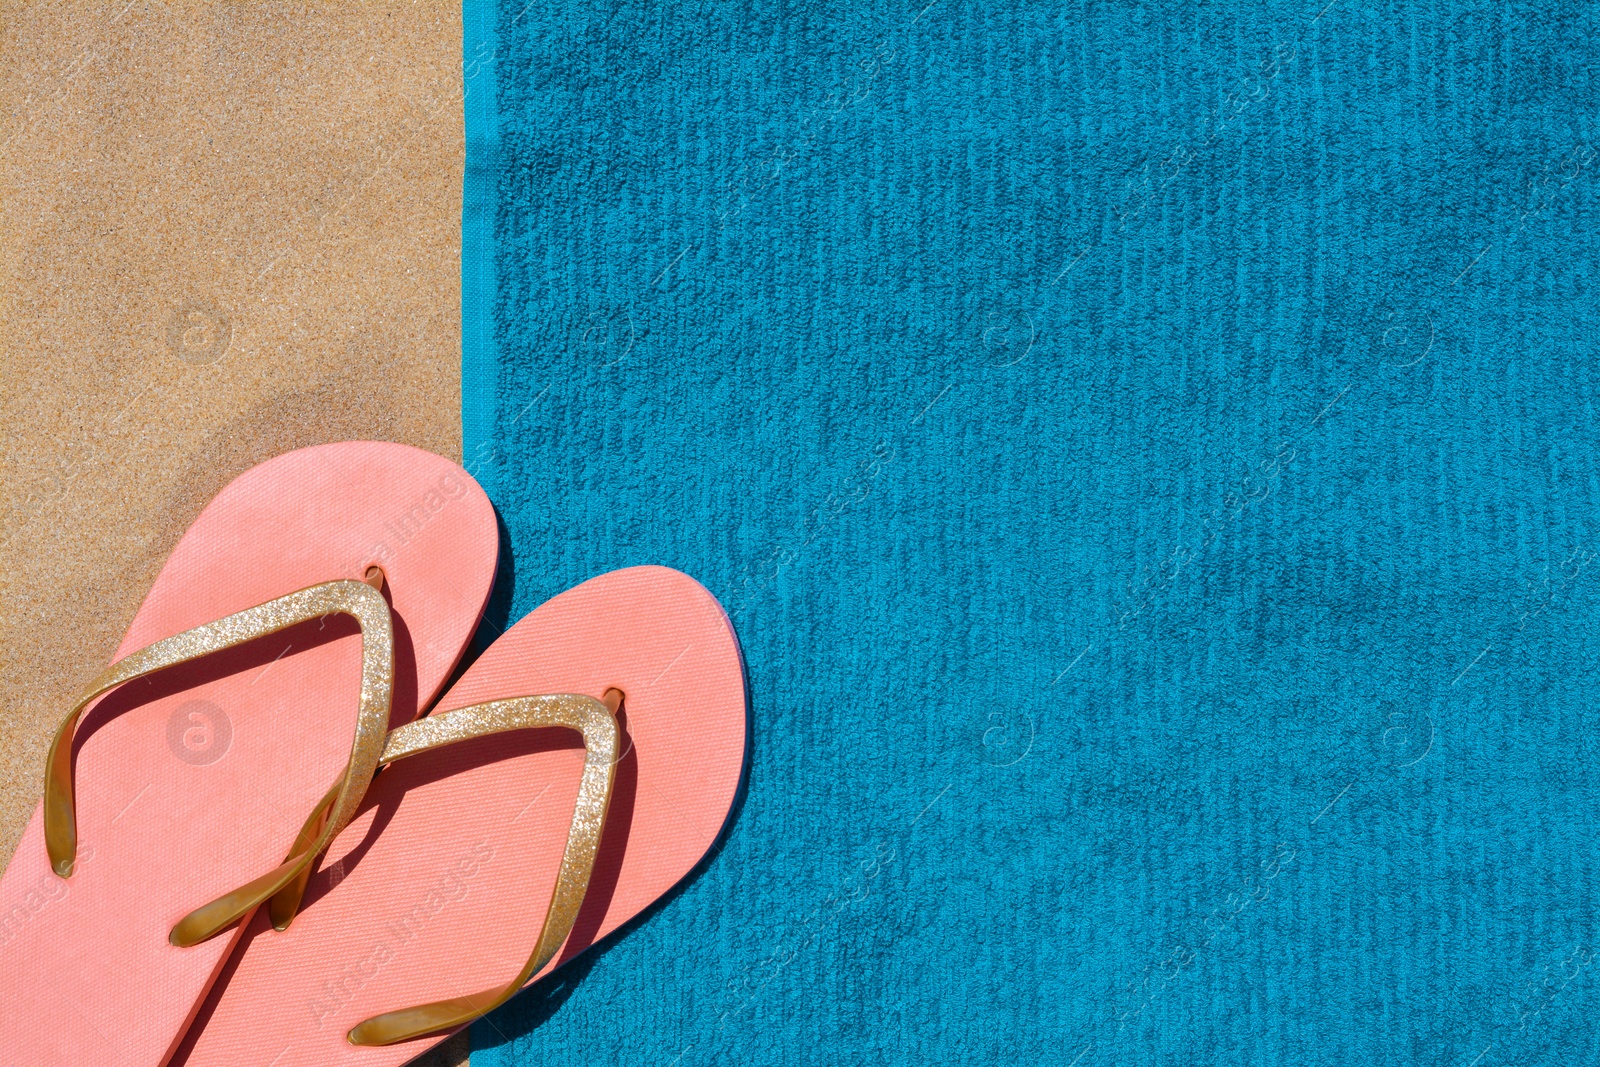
[464,2,1599,1063]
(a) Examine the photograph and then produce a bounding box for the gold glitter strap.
[42,578,395,948]
[345,691,620,1047]
[264,774,344,930]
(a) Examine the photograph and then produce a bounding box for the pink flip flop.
[0,442,499,1066]
[171,565,747,1066]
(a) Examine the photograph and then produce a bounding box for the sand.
[1,3,469,1062]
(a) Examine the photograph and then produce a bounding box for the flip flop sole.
[174,565,747,1066]
[0,442,498,1066]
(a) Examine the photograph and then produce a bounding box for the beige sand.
[1,2,469,1062]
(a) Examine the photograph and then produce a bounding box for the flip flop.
[0,442,499,1066]
[171,565,747,1066]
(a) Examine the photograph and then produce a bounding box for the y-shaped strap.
[43,577,395,947]
[345,691,620,1047]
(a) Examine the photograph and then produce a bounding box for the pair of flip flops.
[0,442,747,1066]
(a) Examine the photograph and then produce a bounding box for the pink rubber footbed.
[0,442,498,1067]
[171,566,747,1067]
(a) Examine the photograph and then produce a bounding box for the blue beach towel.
[463,2,1600,1063]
